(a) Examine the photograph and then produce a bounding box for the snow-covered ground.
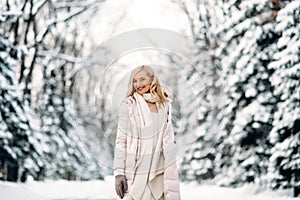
[0,176,297,200]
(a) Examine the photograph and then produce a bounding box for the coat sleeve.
[163,102,175,145]
[113,100,129,176]
[163,102,181,200]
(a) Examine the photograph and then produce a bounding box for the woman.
[113,65,181,200]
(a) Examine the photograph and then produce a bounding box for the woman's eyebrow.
[134,76,145,81]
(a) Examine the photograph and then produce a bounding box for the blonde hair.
[126,65,169,105]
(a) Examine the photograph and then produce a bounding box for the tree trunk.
[7,161,19,182]
[294,186,300,197]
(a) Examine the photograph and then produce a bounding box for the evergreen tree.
[177,0,300,196]
[1,0,104,181]
[178,51,218,182]
[174,0,223,182]
[211,0,277,186]
[267,1,300,197]
[0,32,47,181]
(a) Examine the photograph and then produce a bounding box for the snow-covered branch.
[36,1,103,43]
[36,50,87,63]
[54,0,105,9]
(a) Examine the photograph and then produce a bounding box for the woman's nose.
[135,82,142,87]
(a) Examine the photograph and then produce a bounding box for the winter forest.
[0,0,299,199]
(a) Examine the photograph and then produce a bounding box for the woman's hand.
[115,175,128,198]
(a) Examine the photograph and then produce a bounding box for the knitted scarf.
[133,92,159,128]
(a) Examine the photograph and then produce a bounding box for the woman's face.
[133,70,153,95]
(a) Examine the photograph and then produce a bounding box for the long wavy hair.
[126,65,169,105]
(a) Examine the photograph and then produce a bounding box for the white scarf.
[133,92,159,128]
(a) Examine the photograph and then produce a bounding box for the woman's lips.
[137,87,144,91]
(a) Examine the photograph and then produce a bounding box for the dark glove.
[115,175,128,198]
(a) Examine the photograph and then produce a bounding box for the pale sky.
[90,0,191,45]
[89,0,193,118]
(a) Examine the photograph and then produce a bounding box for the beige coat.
[113,96,181,200]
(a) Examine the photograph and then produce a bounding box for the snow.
[0,176,296,200]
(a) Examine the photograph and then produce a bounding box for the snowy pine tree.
[177,0,300,195]
[211,0,278,186]
[0,29,47,181]
[176,0,226,183]
[1,0,104,181]
[178,50,219,182]
[211,1,300,193]
[267,1,300,197]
